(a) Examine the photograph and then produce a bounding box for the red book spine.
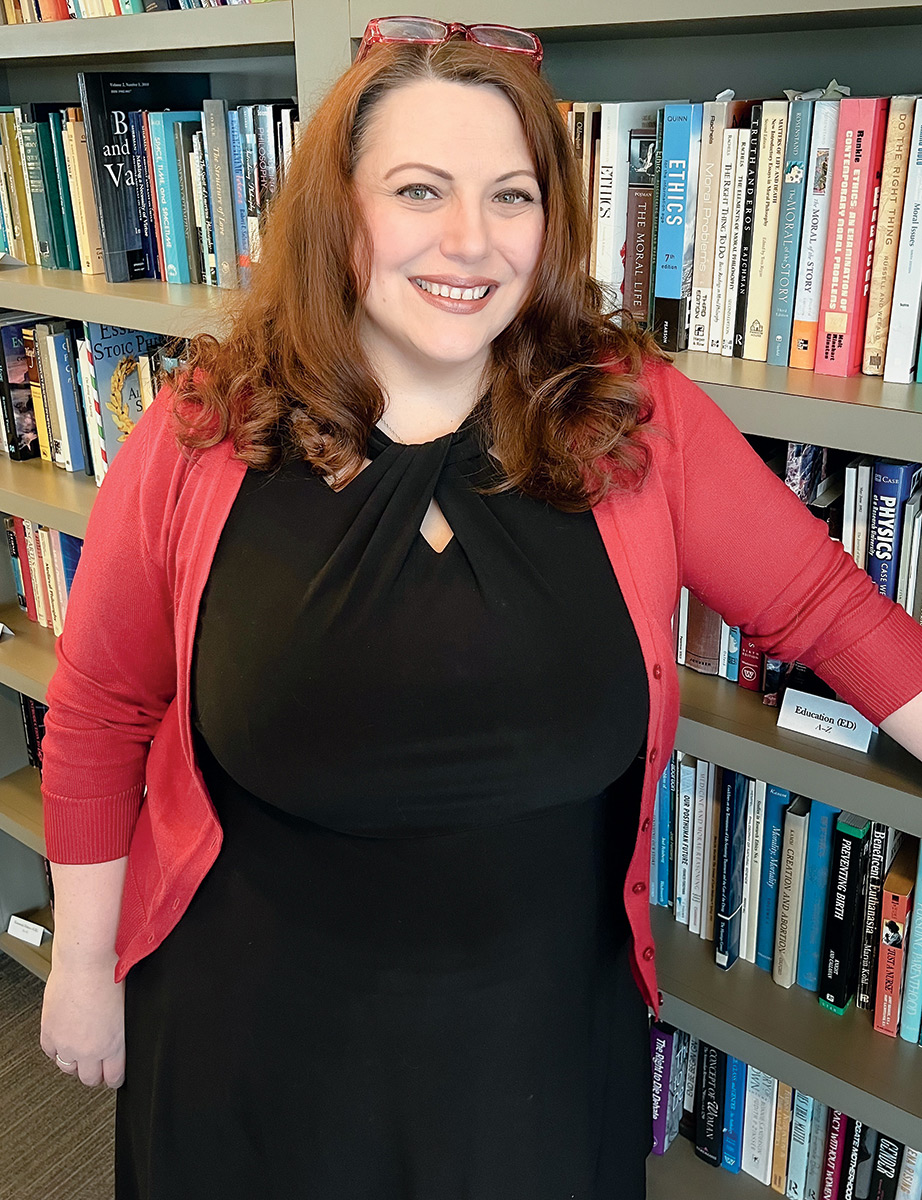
[13,516,37,622]
[815,97,890,377]
[36,0,69,19]
[873,841,917,1036]
[738,638,764,691]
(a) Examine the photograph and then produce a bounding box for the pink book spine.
[821,1110,846,1200]
[815,97,890,377]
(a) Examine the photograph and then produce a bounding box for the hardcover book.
[767,99,814,366]
[653,102,703,351]
[694,1043,726,1167]
[884,99,922,383]
[722,127,752,355]
[715,768,749,970]
[857,825,905,1011]
[741,1067,778,1184]
[625,127,657,323]
[732,103,762,357]
[874,836,918,1037]
[867,460,922,601]
[757,784,791,971]
[773,795,810,988]
[819,812,872,1015]
[82,322,165,468]
[796,798,840,992]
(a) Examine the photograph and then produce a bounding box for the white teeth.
[414,279,490,301]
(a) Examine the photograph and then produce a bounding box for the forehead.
[357,79,533,171]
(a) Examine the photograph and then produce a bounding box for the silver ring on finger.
[55,1054,76,1067]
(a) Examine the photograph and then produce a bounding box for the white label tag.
[7,914,46,946]
[777,688,874,752]
[0,623,13,642]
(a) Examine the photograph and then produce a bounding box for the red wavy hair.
[171,39,669,511]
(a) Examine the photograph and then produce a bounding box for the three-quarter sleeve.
[41,388,182,863]
[660,363,922,727]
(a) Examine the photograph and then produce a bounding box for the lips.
[410,276,496,314]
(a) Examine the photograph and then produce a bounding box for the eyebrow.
[383,162,538,183]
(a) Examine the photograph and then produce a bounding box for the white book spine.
[690,101,728,351]
[854,456,873,570]
[743,101,790,361]
[884,99,922,383]
[676,585,689,664]
[49,529,69,624]
[791,100,841,330]
[843,458,859,558]
[40,327,76,473]
[688,758,709,935]
[897,1146,922,1200]
[907,510,922,619]
[718,618,730,676]
[804,1102,830,1200]
[742,1068,778,1185]
[675,753,696,924]
[740,777,756,962]
[36,525,63,638]
[22,519,48,629]
[786,1090,814,1199]
[709,127,739,353]
[723,128,751,355]
[702,762,720,941]
[683,1036,699,1119]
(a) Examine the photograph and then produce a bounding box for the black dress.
[115,413,653,1200]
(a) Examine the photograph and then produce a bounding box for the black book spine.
[820,819,870,1014]
[838,1118,862,1200]
[856,824,889,1010]
[733,104,762,357]
[694,1043,725,1166]
[868,1136,903,1200]
[4,515,26,610]
[18,690,38,767]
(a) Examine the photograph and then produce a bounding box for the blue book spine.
[726,626,740,682]
[650,769,661,906]
[721,1056,746,1172]
[57,532,83,594]
[657,759,672,907]
[785,1090,814,1197]
[51,331,86,474]
[767,99,814,366]
[226,110,251,287]
[796,799,840,990]
[899,841,922,1043]
[127,111,159,279]
[653,103,703,351]
[149,111,201,285]
[868,460,922,598]
[715,770,748,969]
[756,784,791,971]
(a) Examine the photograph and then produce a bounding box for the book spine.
[10,112,38,264]
[33,324,63,467]
[804,1102,830,1200]
[742,1068,778,1185]
[0,111,30,263]
[690,101,727,350]
[721,1055,746,1173]
[771,1081,795,1193]
[51,329,88,475]
[694,1043,726,1167]
[225,108,251,286]
[35,122,69,268]
[0,323,40,462]
[21,325,51,463]
[675,753,695,924]
[709,127,739,352]
[19,123,55,268]
[757,785,791,971]
[202,98,238,289]
[173,121,203,285]
[871,1136,905,1200]
[722,127,751,355]
[786,1090,814,1199]
[650,1022,675,1154]
[839,1119,864,1200]
[896,1146,922,1198]
[815,97,889,377]
[740,778,756,961]
[681,1037,699,1142]
[858,822,896,1010]
[796,799,840,991]
[3,514,26,610]
[790,101,841,369]
[625,126,656,323]
[70,113,105,276]
[899,841,922,1042]
[743,100,789,361]
[773,797,810,988]
[716,769,747,969]
[874,840,918,1037]
[13,517,37,620]
[820,1110,846,1200]
[884,100,922,383]
[46,113,81,271]
[768,100,814,366]
[733,104,763,356]
[819,817,871,1015]
[868,462,922,600]
[127,110,159,279]
[863,96,917,374]
[149,112,185,284]
[653,103,703,352]
[26,520,51,629]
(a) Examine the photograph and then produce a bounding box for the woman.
[38,18,922,1200]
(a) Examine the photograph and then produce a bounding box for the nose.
[439,195,490,263]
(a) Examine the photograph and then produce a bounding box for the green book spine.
[47,113,81,271]
[35,123,70,270]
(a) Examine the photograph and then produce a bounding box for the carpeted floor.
[0,952,115,1200]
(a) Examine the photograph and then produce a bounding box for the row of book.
[652,1024,922,1197]
[2,0,280,22]
[564,91,922,382]
[676,441,922,710]
[0,310,174,482]
[652,748,922,1043]
[3,514,83,636]
[1,73,299,286]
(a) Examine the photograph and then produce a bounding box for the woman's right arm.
[40,858,129,1088]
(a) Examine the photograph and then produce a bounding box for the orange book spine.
[873,838,918,1036]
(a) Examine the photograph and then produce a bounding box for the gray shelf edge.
[0,2,294,61]
[647,1129,770,1198]
[0,486,93,540]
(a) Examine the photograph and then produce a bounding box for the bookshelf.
[0,1,920,1194]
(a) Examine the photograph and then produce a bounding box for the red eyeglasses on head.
[355,15,544,71]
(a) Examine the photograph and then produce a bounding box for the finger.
[77,1059,104,1088]
[52,1052,79,1075]
[103,1052,126,1089]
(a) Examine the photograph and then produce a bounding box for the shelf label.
[7,914,46,947]
[777,688,874,752]
[0,623,14,642]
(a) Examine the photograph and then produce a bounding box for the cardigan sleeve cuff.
[809,602,922,728]
[42,783,145,864]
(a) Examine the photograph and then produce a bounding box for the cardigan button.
[649,747,658,765]
[653,662,662,679]
[658,991,665,1007]
[147,934,155,944]
[643,946,655,962]
[641,817,651,833]
[632,881,646,895]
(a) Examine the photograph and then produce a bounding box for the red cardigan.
[40,360,922,1014]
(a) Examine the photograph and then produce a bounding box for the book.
[715,768,749,970]
[867,461,922,600]
[874,836,918,1036]
[77,72,209,282]
[733,102,763,357]
[723,126,752,356]
[895,1146,922,1199]
[739,777,757,962]
[201,98,238,289]
[898,836,922,1043]
[681,1037,699,1143]
[804,1101,830,1200]
[722,1055,747,1173]
[858,825,905,1011]
[0,314,40,461]
[61,108,105,276]
[650,1021,678,1155]
[653,103,703,351]
[742,99,789,361]
[710,128,741,352]
[742,1067,778,1184]
[789,100,841,370]
[685,592,722,673]
[786,1090,814,1199]
[767,99,814,366]
[82,322,165,468]
[625,127,657,324]
[839,1119,865,1200]
[815,97,889,376]
[757,784,792,971]
[870,1136,905,1200]
[675,751,696,924]
[773,796,811,988]
[702,762,722,941]
[744,777,766,962]
[819,812,873,1015]
[820,1110,848,1200]
[771,1081,794,1194]
[3,514,26,610]
[884,96,922,383]
[796,799,840,991]
[694,1042,726,1166]
[856,1126,881,1200]
[863,96,918,374]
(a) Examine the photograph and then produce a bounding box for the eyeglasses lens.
[376,16,447,39]
[469,24,537,50]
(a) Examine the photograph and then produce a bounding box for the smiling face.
[351,78,545,389]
